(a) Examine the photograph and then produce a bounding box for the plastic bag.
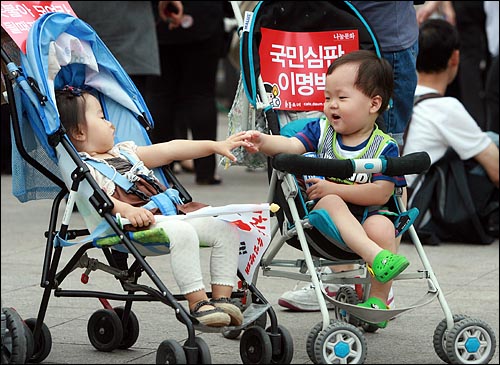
[221,74,268,169]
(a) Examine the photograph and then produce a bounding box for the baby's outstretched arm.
[241,130,306,156]
[137,132,253,169]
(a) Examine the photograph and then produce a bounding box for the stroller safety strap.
[84,158,134,191]
[143,189,182,216]
[82,151,182,216]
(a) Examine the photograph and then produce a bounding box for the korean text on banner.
[259,27,359,111]
[216,207,272,283]
[1,1,76,53]
[124,203,274,283]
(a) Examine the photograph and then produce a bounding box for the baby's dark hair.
[327,50,394,114]
[55,86,91,136]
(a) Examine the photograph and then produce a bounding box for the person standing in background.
[350,1,420,147]
[417,2,490,131]
[149,1,231,185]
[69,1,183,112]
[415,1,456,25]
[484,1,499,134]
[449,1,490,131]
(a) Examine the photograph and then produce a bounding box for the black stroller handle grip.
[272,152,430,178]
[384,152,431,176]
[272,154,353,178]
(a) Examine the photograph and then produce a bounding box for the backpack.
[403,94,499,245]
[407,148,497,244]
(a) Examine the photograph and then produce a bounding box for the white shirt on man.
[484,1,499,57]
[403,85,491,187]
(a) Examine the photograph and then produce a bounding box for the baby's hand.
[158,1,184,29]
[122,206,155,227]
[219,132,256,161]
[241,130,262,153]
[305,178,334,200]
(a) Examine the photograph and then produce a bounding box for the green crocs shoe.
[357,297,389,328]
[368,249,409,283]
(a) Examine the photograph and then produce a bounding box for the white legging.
[153,217,239,294]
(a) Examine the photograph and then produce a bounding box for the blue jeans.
[381,40,419,146]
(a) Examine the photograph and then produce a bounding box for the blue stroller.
[1,11,293,364]
[226,1,498,363]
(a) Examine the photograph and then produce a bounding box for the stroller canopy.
[10,12,157,202]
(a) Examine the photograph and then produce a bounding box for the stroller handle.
[272,152,431,178]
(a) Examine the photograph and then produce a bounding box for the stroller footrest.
[324,289,438,323]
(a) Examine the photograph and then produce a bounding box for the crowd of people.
[1,1,498,329]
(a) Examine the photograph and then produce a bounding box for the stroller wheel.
[87,309,123,352]
[23,320,35,361]
[2,307,28,364]
[306,320,337,363]
[156,339,187,364]
[445,317,496,364]
[334,286,360,326]
[314,321,367,364]
[113,306,140,349]
[265,324,294,364]
[183,336,211,364]
[240,326,272,364]
[24,317,52,363]
[306,322,322,363]
[432,314,469,363]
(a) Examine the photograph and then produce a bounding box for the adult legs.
[148,44,181,145]
[485,55,499,134]
[452,1,489,129]
[149,34,224,183]
[381,41,419,146]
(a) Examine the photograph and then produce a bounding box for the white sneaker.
[279,284,395,311]
[278,282,340,311]
[278,266,395,311]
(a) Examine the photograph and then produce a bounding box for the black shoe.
[196,177,222,185]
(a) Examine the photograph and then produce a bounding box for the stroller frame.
[230,1,498,363]
[1,11,292,364]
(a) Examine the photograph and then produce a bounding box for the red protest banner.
[1,1,76,53]
[259,27,359,111]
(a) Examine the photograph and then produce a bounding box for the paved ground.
[1,114,499,364]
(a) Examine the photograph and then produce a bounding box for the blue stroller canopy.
[10,12,158,202]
